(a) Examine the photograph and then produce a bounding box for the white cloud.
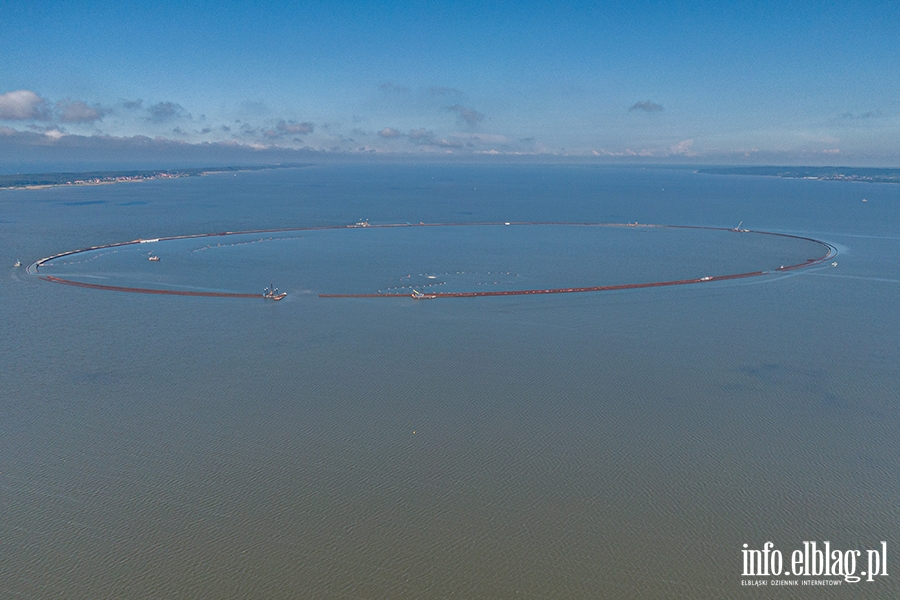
[147,101,189,123]
[261,120,314,139]
[446,104,484,126]
[670,139,696,156]
[629,100,664,113]
[451,132,509,144]
[408,128,433,141]
[0,90,50,120]
[276,120,313,134]
[57,100,107,123]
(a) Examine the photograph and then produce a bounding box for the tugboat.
[263,283,287,301]
[411,289,436,299]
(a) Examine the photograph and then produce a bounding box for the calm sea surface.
[2,164,898,598]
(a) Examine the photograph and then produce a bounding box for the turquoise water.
[2,164,899,598]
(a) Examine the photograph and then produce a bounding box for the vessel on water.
[148,255,160,261]
[264,284,287,301]
[14,260,21,267]
[411,289,437,299]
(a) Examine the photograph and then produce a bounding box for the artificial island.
[28,221,837,301]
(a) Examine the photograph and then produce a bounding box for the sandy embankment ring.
[29,222,837,299]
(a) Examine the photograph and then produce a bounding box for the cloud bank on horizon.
[1,0,899,168]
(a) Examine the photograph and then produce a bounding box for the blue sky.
[1,0,898,167]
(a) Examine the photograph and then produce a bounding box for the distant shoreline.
[697,166,900,184]
[0,164,308,191]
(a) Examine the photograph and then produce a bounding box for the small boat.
[148,255,160,262]
[264,284,287,301]
[699,276,712,281]
[411,289,436,299]
[14,260,22,267]
[831,262,838,267]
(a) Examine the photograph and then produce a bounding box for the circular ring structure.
[29,222,837,299]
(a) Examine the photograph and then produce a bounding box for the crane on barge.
[263,284,287,301]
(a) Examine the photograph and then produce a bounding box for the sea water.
[2,164,898,598]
